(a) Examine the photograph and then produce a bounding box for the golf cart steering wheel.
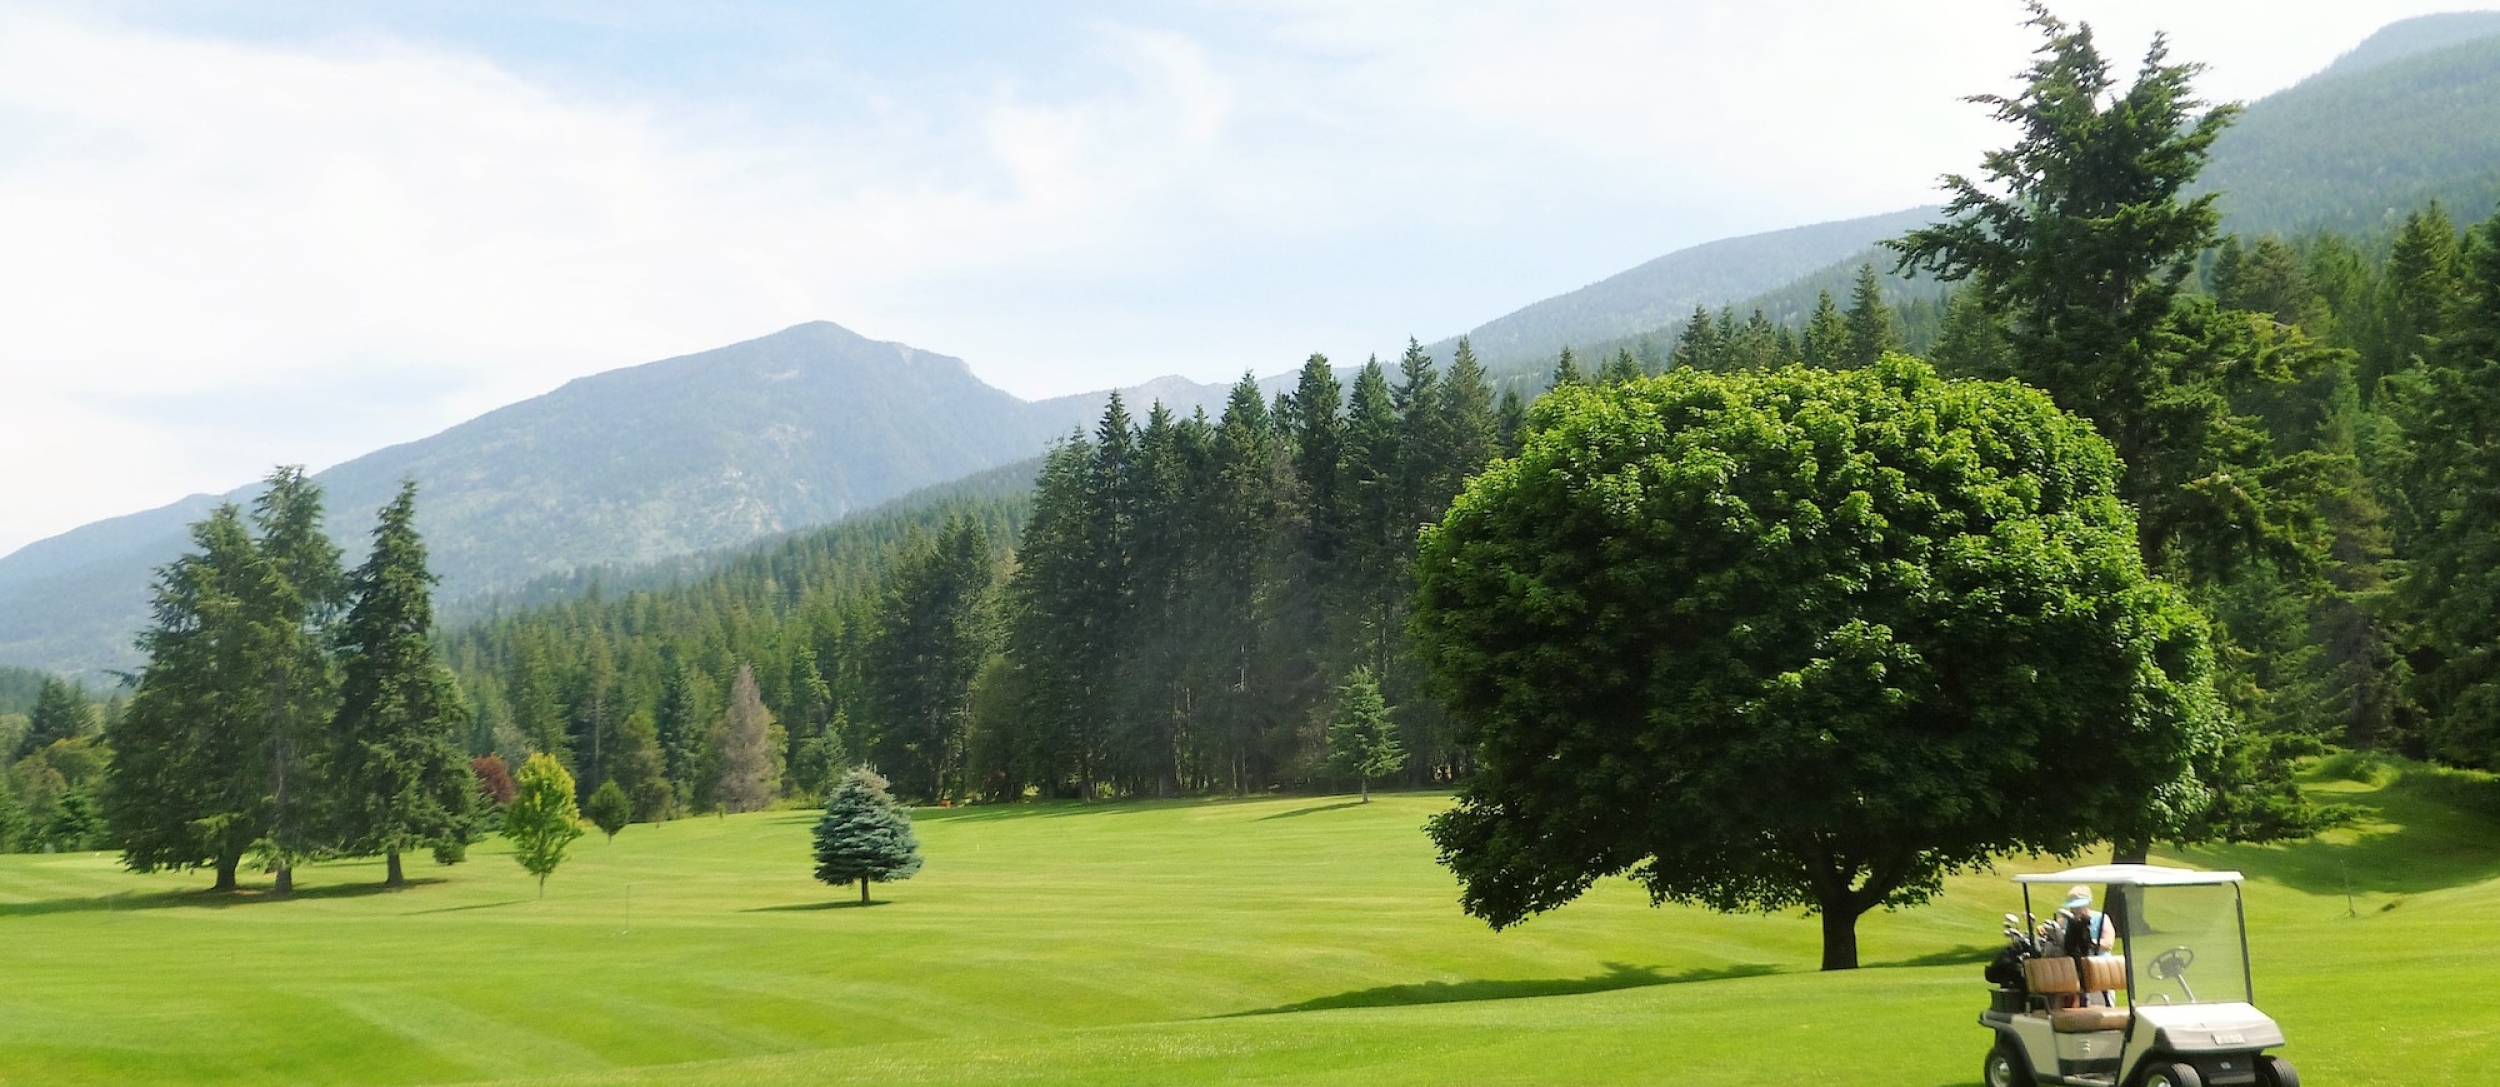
[2148,946,2197,980]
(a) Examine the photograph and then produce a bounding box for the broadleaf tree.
[1412,361,2228,970]
[504,752,584,897]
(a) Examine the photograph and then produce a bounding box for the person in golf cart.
[2053,885,2117,1005]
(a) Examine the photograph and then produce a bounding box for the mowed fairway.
[3,761,2497,1086]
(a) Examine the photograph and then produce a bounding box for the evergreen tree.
[21,677,96,757]
[331,480,478,887]
[1890,4,2270,580]
[862,519,995,801]
[2216,236,2316,327]
[1599,348,1645,386]
[1671,304,1720,372]
[1931,289,2010,379]
[2376,202,2463,397]
[1282,354,1348,566]
[653,648,710,807]
[1549,347,1584,388]
[1324,668,1405,802]
[503,752,583,897]
[1718,310,1775,370]
[1844,263,1901,367]
[245,467,345,894]
[1441,340,1499,478]
[611,710,673,821]
[1802,290,1850,369]
[2396,206,2500,768]
[811,766,923,904]
[507,638,568,767]
[1494,388,1528,457]
[1003,434,1103,797]
[709,663,782,813]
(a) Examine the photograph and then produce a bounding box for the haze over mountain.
[1451,11,2500,382]
[0,323,1114,675]
[5,12,2496,678]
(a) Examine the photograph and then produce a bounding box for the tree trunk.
[858,876,870,904]
[1360,776,1370,803]
[213,850,240,893]
[274,865,293,896]
[537,874,547,899]
[1819,907,1862,971]
[385,848,405,888]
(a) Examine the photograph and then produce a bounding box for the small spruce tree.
[1325,668,1406,802]
[585,779,631,843]
[811,767,923,904]
[503,753,584,897]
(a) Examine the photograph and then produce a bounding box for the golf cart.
[1979,864,2298,1087]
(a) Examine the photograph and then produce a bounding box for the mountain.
[2197,19,2500,238]
[1423,207,1943,375]
[1528,12,2500,373]
[0,322,1120,676]
[15,14,2500,677]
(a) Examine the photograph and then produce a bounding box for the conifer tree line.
[81,471,479,887]
[433,494,1027,815]
[979,343,1503,800]
[11,9,2500,859]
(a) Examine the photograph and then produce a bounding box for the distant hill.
[2200,21,2500,238]
[2311,11,2500,80]
[14,13,2500,677]
[1511,12,2500,375]
[1421,207,1942,376]
[0,322,1135,676]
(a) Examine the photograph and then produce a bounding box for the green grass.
[1,760,2495,1086]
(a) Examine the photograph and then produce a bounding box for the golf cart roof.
[2011,863,2243,887]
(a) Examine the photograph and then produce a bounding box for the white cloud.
[0,1,2480,555]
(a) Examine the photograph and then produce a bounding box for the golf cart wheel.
[2138,1061,2202,1087]
[2255,1055,2299,1087]
[1983,1041,2033,1087]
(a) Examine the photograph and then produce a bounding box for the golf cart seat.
[2049,1005,2130,1032]
[2023,956,2131,1031]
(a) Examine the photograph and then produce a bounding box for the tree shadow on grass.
[0,877,448,918]
[401,898,526,916]
[1875,943,1997,969]
[1256,800,1366,821]
[2174,760,2500,897]
[1219,961,1779,1017]
[745,899,894,912]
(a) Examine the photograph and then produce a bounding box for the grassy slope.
[0,760,2493,1087]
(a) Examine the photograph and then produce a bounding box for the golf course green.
[2,755,2493,1086]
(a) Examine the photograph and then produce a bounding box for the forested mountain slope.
[1486,12,2500,381]
[2199,24,2500,238]
[0,323,1096,676]
[1424,207,1942,375]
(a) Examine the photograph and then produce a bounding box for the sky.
[0,0,2478,556]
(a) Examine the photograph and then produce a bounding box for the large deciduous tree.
[1413,362,2227,970]
[332,480,478,887]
